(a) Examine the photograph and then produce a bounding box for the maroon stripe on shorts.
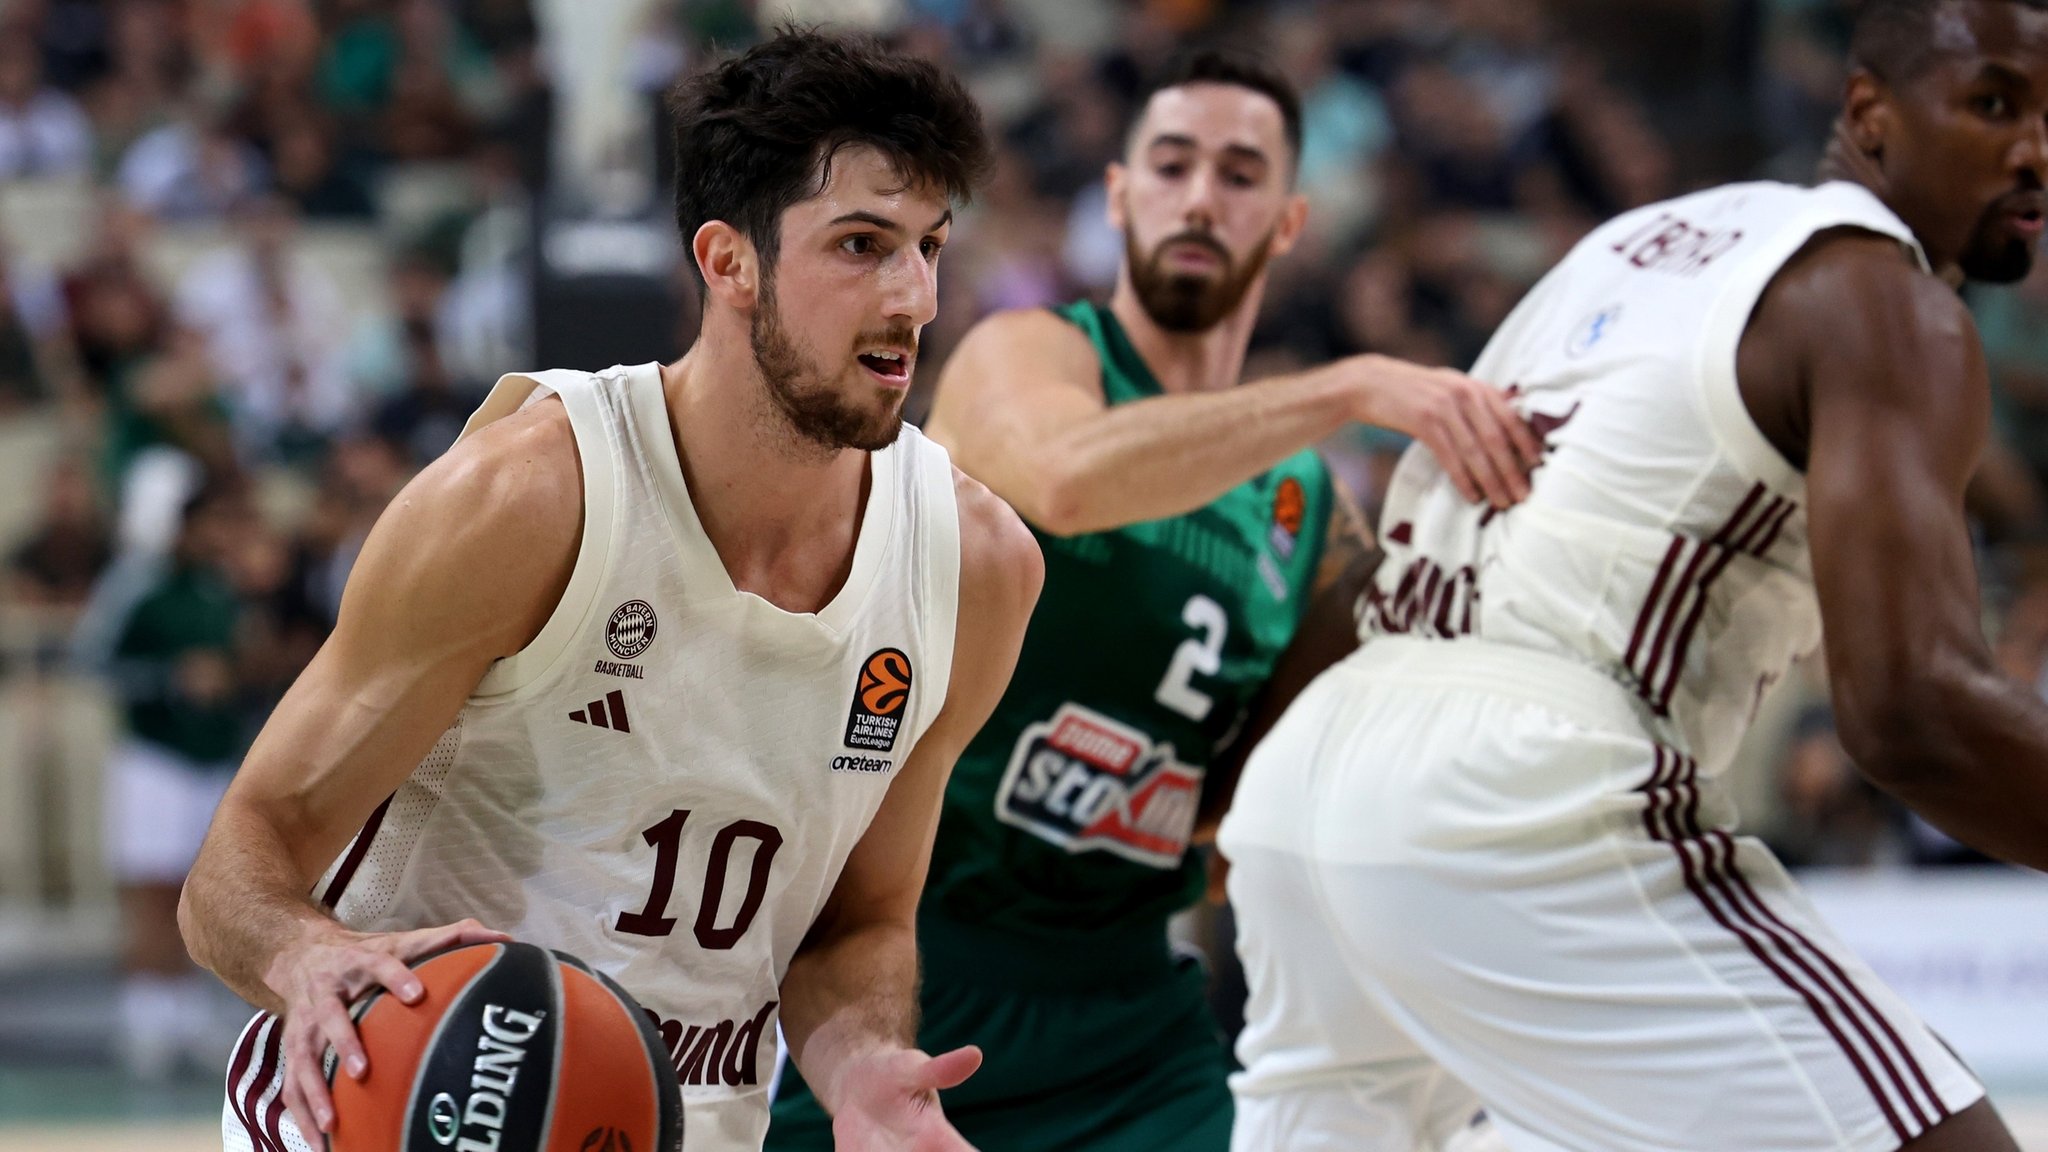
[1709,829,1949,1128]
[320,794,394,909]
[226,1014,272,1152]
[1641,749,1919,1143]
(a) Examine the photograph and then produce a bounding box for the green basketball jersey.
[924,300,1334,938]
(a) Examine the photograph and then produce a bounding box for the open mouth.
[857,350,912,382]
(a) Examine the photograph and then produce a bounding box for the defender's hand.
[830,1044,983,1152]
[263,918,509,1142]
[1341,356,1541,508]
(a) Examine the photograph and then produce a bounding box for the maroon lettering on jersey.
[1612,213,1744,277]
[647,1000,778,1087]
[1364,558,1479,639]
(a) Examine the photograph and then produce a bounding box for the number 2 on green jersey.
[1155,594,1228,721]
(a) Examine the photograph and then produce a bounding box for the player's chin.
[841,392,907,451]
[1960,236,2036,284]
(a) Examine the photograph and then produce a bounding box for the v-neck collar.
[626,361,897,633]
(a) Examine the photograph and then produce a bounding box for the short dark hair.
[667,26,992,287]
[1851,0,2048,83]
[1133,49,1304,169]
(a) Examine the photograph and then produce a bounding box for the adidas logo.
[569,689,632,732]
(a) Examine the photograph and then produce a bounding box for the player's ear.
[1269,191,1311,259]
[1105,163,1129,231]
[694,220,761,311]
[1842,69,1893,160]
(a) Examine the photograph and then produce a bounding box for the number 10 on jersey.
[616,809,784,950]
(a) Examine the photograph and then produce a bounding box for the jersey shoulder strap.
[458,367,622,698]
[1695,181,1927,492]
[1050,299,1162,404]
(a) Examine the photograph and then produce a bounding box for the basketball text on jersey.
[646,1000,777,1088]
[844,648,913,751]
[993,702,1202,868]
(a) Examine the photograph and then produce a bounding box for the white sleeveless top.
[314,362,961,1150]
[1363,181,1926,774]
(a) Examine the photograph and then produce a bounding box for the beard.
[1124,214,1276,333]
[1958,208,2038,284]
[750,274,906,454]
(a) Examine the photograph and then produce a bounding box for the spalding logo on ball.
[327,942,683,1151]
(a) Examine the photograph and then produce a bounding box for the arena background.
[0,0,2046,1146]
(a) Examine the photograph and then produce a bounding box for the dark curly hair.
[668,26,993,289]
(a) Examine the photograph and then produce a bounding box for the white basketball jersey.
[1363,180,1926,774]
[314,362,960,1150]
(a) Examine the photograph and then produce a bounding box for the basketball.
[326,942,683,1152]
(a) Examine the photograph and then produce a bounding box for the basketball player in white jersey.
[1221,1,2048,1149]
[179,29,1041,1152]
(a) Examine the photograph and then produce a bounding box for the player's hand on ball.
[1342,355,1542,509]
[830,1044,983,1151]
[262,917,510,1142]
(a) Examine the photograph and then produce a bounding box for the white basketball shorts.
[1218,637,1983,1152]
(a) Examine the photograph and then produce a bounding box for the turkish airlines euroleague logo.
[844,648,913,752]
[1270,476,1307,560]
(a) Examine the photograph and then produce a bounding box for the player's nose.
[2012,115,2048,182]
[882,247,939,327]
[1183,164,1220,225]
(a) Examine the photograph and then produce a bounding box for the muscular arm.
[924,309,1537,537]
[179,403,580,1006]
[779,470,1043,1115]
[1757,234,2048,869]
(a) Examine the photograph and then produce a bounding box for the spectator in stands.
[0,246,69,413]
[269,110,375,219]
[367,257,483,467]
[79,0,185,179]
[0,455,117,911]
[7,455,110,621]
[104,482,252,1080]
[0,28,93,180]
[116,105,269,221]
[1768,705,1901,870]
[174,194,355,466]
[63,199,166,406]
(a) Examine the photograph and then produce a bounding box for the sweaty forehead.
[1132,83,1288,161]
[1927,0,2048,76]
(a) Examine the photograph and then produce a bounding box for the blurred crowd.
[0,0,2044,1064]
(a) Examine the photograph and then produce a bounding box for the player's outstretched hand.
[1342,355,1542,508]
[830,1044,984,1152]
[263,917,511,1143]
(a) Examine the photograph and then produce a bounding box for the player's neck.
[1817,121,1966,285]
[658,341,870,611]
[1108,281,1258,395]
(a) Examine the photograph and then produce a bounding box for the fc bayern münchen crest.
[606,600,657,660]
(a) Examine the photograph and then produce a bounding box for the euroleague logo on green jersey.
[844,648,913,752]
[1269,476,1306,560]
[993,702,1201,869]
